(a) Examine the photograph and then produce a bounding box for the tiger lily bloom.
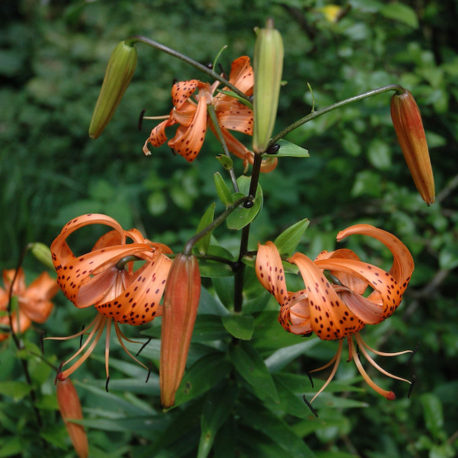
[0,268,58,341]
[143,56,277,173]
[255,224,415,401]
[47,213,172,380]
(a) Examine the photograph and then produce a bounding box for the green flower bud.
[29,242,54,270]
[89,41,137,139]
[252,19,284,153]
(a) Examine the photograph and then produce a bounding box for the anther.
[138,109,146,131]
[79,324,85,348]
[408,343,419,366]
[54,362,64,384]
[145,363,152,383]
[105,376,110,392]
[305,370,314,388]
[39,330,46,353]
[302,395,319,417]
[136,337,152,357]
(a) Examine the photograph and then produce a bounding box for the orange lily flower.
[143,56,277,172]
[0,268,58,341]
[47,213,172,380]
[255,224,415,401]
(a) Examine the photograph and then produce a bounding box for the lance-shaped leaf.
[274,218,310,256]
[194,203,216,254]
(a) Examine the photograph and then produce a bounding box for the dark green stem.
[184,196,250,255]
[129,36,249,102]
[207,105,239,192]
[234,153,263,312]
[7,246,42,427]
[268,84,405,147]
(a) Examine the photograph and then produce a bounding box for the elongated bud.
[252,19,284,153]
[89,40,138,139]
[391,90,435,204]
[160,254,201,407]
[29,242,54,270]
[56,378,89,458]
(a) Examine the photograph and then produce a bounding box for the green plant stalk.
[268,84,405,147]
[234,153,263,312]
[7,245,43,428]
[184,196,250,256]
[127,36,249,102]
[207,105,239,193]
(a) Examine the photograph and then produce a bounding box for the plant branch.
[234,153,263,312]
[128,35,249,101]
[269,84,405,146]
[184,196,250,255]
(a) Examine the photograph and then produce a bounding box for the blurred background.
[1,0,457,456]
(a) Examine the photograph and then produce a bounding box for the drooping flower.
[56,377,89,458]
[47,213,172,380]
[143,56,277,172]
[255,224,415,401]
[0,268,58,341]
[160,254,201,407]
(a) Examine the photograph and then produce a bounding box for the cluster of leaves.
[0,0,457,456]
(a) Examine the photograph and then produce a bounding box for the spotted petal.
[96,252,172,325]
[255,242,288,306]
[227,56,254,95]
[172,80,199,109]
[289,252,365,340]
[337,224,414,286]
[21,272,58,323]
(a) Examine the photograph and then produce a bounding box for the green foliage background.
[0,0,457,456]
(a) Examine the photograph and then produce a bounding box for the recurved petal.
[255,242,289,306]
[145,119,171,149]
[21,272,58,323]
[172,80,199,109]
[0,311,31,341]
[289,252,365,340]
[217,101,253,135]
[168,95,207,162]
[95,253,172,325]
[172,101,198,127]
[315,257,404,322]
[227,56,254,95]
[315,248,368,295]
[336,224,414,287]
[279,290,312,335]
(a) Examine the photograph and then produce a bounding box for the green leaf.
[274,218,310,256]
[265,339,319,372]
[421,393,445,441]
[174,353,232,407]
[269,139,310,158]
[221,314,254,340]
[0,381,32,401]
[226,176,263,230]
[214,172,232,206]
[237,401,316,457]
[198,384,238,458]
[192,315,227,342]
[229,341,279,403]
[380,3,419,28]
[195,203,216,254]
[0,436,25,457]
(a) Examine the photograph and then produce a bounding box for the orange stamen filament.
[309,340,343,404]
[309,345,340,374]
[357,335,413,357]
[105,317,112,379]
[355,334,411,384]
[114,322,148,370]
[62,314,104,366]
[143,115,170,120]
[60,317,106,379]
[44,315,99,341]
[349,336,396,400]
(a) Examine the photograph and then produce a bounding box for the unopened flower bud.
[160,254,201,407]
[391,90,435,204]
[56,378,89,458]
[89,41,138,139]
[252,19,284,153]
[29,242,54,270]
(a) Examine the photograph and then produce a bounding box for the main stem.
[268,84,405,147]
[233,153,263,312]
[129,36,250,102]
